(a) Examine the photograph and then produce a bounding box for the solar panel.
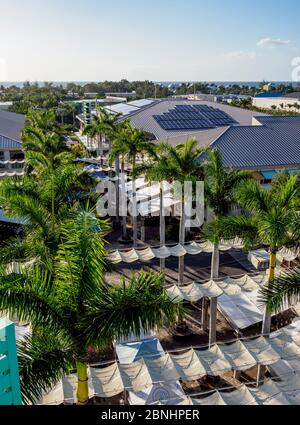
[153,104,236,130]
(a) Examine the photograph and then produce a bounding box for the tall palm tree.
[203,149,252,344]
[0,209,181,405]
[0,161,95,266]
[219,174,300,336]
[112,123,156,247]
[109,120,131,239]
[0,117,96,267]
[83,107,122,159]
[24,109,61,135]
[139,139,204,284]
[83,107,124,223]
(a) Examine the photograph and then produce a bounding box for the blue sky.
[1,0,300,81]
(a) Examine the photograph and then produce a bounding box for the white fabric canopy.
[90,363,124,398]
[145,354,180,383]
[191,392,226,405]
[106,239,247,265]
[128,382,187,406]
[195,345,232,376]
[221,386,257,405]
[243,337,280,366]
[248,249,269,269]
[218,292,264,329]
[170,349,207,381]
[277,247,300,263]
[119,360,152,392]
[39,329,300,405]
[219,340,257,371]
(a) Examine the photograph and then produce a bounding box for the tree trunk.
[140,217,145,242]
[132,156,138,248]
[160,182,166,272]
[178,200,185,286]
[76,361,89,405]
[115,156,120,224]
[100,134,103,166]
[262,251,277,336]
[209,243,219,346]
[121,159,127,239]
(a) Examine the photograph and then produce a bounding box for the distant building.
[252,92,300,112]
[0,110,25,177]
[105,91,137,99]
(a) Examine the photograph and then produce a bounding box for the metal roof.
[0,110,25,142]
[0,134,22,150]
[209,116,300,170]
[283,92,300,100]
[104,103,140,116]
[127,100,267,141]
[254,92,283,98]
[127,99,155,108]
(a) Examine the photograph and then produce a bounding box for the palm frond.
[0,266,68,335]
[82,272,182,344]
[259,268,300,314]
[53,209,109,311]
[18,332,73,405]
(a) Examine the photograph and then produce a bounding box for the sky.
[0,0,300,82]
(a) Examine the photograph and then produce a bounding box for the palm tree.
[83,107,122,159]
[219,174,300,336]
[203,149,252,344]
[138,139,204,284]
[260,268,300,314]
[109,120,131,239]
[135,144,170,272]
[0,117,96,267]
[0,161,95,266]
[112,123,156,247]
[24,109,61,135]
[22,127,74,175]
[0,209,181,405]
[83,107,124,224]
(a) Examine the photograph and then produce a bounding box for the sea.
[0,81,297,89]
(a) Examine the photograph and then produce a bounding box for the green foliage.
[218,175,300,251]
[0,210,181,404]
[260,268,300,314]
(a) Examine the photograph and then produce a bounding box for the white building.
[0,110,25,177]
[252,92,300,112]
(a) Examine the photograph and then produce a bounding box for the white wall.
[252,97,300,112]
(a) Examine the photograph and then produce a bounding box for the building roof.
[0,134,22,150]
[283,92,300,100]
[254,92,283,98]
[126,100,267,142]
[209,116,300,170]
[0,110,25,143]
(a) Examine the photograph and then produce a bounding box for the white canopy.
[38,328,300,405]
[106,239,245,264]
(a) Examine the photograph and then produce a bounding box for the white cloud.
[221,51,259,60]
[257,37,291,48]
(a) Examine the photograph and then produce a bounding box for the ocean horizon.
[0,81,297,89]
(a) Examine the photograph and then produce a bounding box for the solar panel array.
[153,105,236,131]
